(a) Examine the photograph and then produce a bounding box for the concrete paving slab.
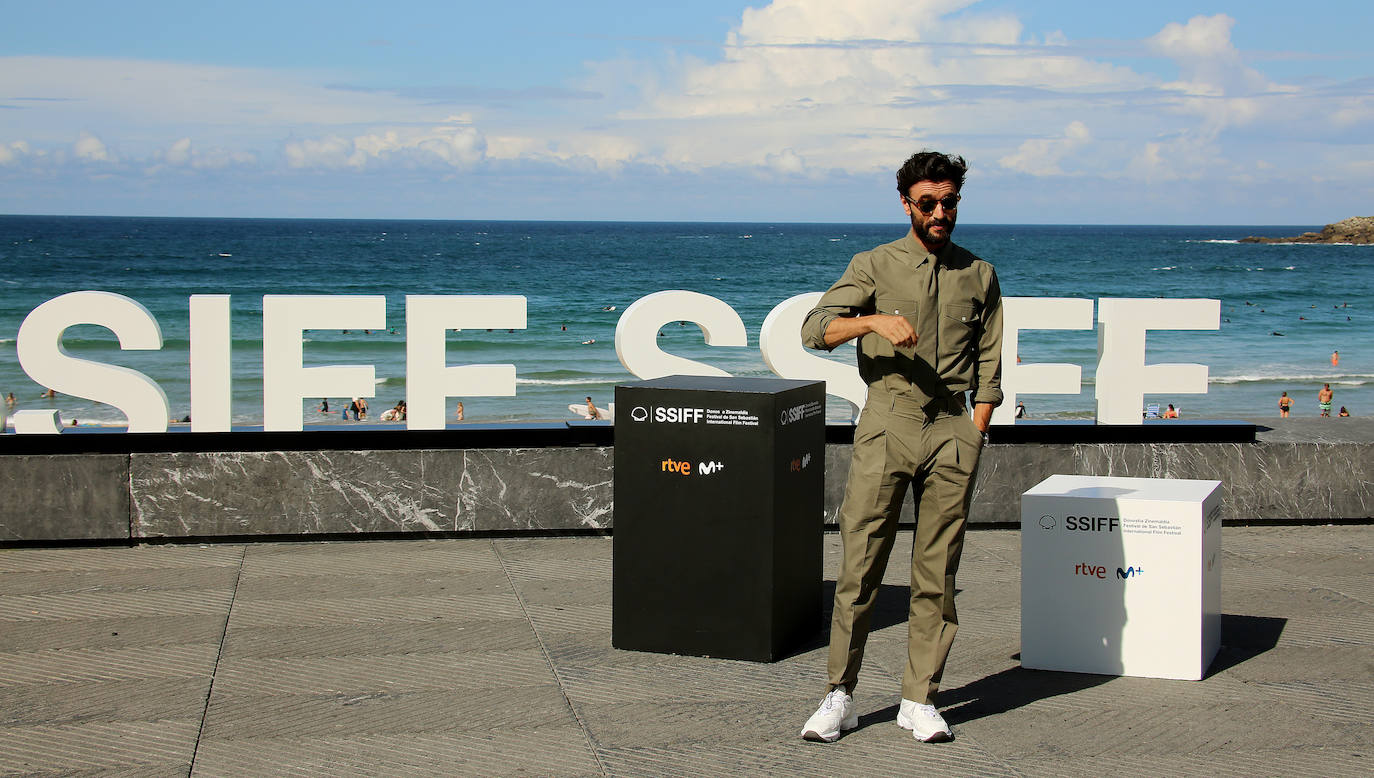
[0,525,1369,777]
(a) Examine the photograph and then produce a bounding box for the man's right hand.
[823,313,918,349]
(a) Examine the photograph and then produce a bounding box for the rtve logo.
[1074,562,1145,580]
[1074,562,1108,579]
[660,458,724,476]
[788,452,812,472]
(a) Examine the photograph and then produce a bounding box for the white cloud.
[595,0,1148,176]
[765,148,806,175]
[73,131,112,162]
[155,137,256,170]
[1147,14,1267,95]
[1146,14,1295,130]
[999,121,1091,176]
[0,141,30,165]
[285,119,486,170]
[165,138,192,166]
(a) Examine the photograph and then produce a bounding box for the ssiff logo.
[1065,515,1119,532]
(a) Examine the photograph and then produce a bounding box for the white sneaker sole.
[801,714,858,742]
[896,710,952,743]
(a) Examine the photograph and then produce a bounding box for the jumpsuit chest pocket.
[874,297,918,359]
[876,297,919,320]
[940,302,980,352]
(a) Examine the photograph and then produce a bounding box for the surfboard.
[568,402,614,420]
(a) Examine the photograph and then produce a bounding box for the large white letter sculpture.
[615,290,747,379]
[262,295,386,431]
[1095,298,1219,424]
[406,295,525,429]
[759,292,866,418]
[14,291,169,433]
[189,295,232,432]
[992,297,1095,426]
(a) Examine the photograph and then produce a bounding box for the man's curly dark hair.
[896,151,968,194]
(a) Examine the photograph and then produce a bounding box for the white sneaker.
[801,687,858,742]
[897,699,952,742]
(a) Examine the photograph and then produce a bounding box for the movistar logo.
[698,461,725,475]
[1116,566,1145,579]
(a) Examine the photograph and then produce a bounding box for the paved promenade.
[1,525,1370,777]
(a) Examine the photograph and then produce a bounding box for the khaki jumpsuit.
[801,232,1003,705]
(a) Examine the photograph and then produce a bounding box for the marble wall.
[0,439,1367,542]
[0,454,129,541]
[130,448,613,538]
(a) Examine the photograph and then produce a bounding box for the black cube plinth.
[613,375,825,662]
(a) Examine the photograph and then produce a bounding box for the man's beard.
[912,212,956,249]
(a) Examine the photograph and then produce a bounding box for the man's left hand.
[972,402,994,434]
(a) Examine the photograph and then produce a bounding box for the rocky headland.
[1240,216,1374,244]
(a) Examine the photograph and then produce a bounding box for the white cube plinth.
[1021,474,1222,680]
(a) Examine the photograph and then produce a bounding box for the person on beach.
[1163,404,1179,419]
[585,396,601,420]
[1319,384,1334,417]
[799,150,1002,745]
[4,392,14,408]
[1014,401,1026,419]
[1338,406,1350,417]
[318,398,330,414]
[454,401,464,421]
[1279,392,1293,417]
[1332,350,1339,367]
[347,398,360,421]
[40,388,56,399]
[356,397,368,420]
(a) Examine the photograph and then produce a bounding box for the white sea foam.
[1190,239,1240,244]
[517,377,612,386]
[1210,373,1372,385]
[1152,266,1178,271]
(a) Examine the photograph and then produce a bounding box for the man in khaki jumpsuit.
[799,151,1002,744]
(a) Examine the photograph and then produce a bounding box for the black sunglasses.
[905,194,960,214]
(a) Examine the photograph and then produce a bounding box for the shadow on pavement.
[928,612,1288,725]
[934,665,1116,726]
[780,581,957,660]
[1208,613,1288,676]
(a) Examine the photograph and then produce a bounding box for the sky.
[2,1,1371,224]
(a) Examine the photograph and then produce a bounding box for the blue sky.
[2,1,1371,223]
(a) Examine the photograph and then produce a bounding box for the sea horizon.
[0,213,1342,229]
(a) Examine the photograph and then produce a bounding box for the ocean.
[1,215,1369,427]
